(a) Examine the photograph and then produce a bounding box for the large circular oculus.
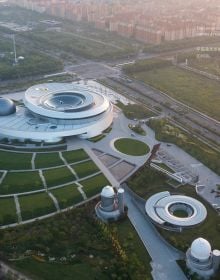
[40,92,93,112]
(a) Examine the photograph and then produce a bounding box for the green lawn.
[189,57,220,76]
[114,138,150,156]
[128,166,169,199]
[0,171,43,195]
[0,151,32,170]
[19,192,56,220]
[43,167,76,188]
[73,160,99,179]
[51,185,83,209]
[35,153,64,169]
[0,201,151,280]
[116,101,155,120]
[114,219,152,279]
[0,197,17,225]
[80,174,110,198]
[24,30,132,60]
[62,149,89,164]
[14,260,102,280]
[132,65,220,120]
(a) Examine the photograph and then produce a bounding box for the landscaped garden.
[116,101,155,120]
[35,152,64,169]
[19,192,57,220]
[80,174,110,198]
[51,184,83,209]
[0,202,152,280]
[114,138,150,156]
[0,197,17,225]
[128,123,146,136]
[0,148,109,225]
[0,171,43,194]
[0,150,32,170]
[73,160,99,178]
[62,149,89,164]
[43,166,75,188]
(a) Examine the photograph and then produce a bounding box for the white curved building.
[145,191,207,230]
[0,83,113,142]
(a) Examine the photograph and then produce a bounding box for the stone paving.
[109,160,136,181]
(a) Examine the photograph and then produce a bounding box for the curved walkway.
[123,184,187,280]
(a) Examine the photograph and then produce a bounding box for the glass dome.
[0,97,16,116]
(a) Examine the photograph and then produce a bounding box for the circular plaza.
[145,191,207,230]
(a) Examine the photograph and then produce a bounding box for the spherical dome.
[191,238,211,260]
[0,97,16,116]
[101,186,115,198]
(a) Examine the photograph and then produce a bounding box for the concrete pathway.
[48,192,60,212]
[14,195,22,223]
[31,153,36,170]
[75,182,87,200]
[59,152,79,180]
[39,170,47,190]
[0,260,31,280]
[123,185,187,280]
[83,146,120,188]
[0,171,7,184]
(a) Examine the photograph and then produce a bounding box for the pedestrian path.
[123,185,187,280]
[14,195,22,223]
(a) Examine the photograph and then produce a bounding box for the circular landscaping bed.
[114,138,149,156]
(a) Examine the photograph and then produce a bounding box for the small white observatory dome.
[191,238,212,261]
[101,186,115,198]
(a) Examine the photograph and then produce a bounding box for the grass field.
[131,65,220,120]
[43,167,75,188]
[0,171,43,194]
[19,192,56,220]
[73,160,99,178]
[114,138,150,156]
[1,203,151,280]
[0,197,17,225]
[51,185,83,209]
[35,153,64,169]
[23,30,132,60]
[62,149,89,164]
[0,151,32,170]
[115,219,152,279]
[80,174,109,198]
[188,57,220,76]
[116,101,155,120]
[14,260,101,280]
